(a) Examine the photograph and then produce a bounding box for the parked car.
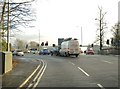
[39,49,50,55]
[86,48,94,55]
[13,50,24,56]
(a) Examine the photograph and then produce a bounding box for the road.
[18,54,118,89]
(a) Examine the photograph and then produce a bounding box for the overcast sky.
[11,0,119,46]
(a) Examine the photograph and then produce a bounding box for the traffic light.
[106,39,109,45]
[91,44,94,47]
[53,44,56,47]
[45,41,48,46]
[41,42,44,46]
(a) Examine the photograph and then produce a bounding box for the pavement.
[2,57,40,88]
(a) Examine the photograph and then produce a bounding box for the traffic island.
[2,58,40,88]
[0,52,12,89]
[0,52,12,75]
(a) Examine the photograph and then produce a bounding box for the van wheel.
[65,52,68,57]
[75,54,78,57]
[67,53,70,57]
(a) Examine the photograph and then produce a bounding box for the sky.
[10,0,119,46]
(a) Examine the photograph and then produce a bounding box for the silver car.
[13,50,24,56]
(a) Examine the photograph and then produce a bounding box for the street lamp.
[76,26,83,46]
[38,29,40,51]
[7,0,10,52]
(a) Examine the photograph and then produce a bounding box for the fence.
[97,47,120,55]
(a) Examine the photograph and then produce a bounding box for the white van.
[59,39,80,57]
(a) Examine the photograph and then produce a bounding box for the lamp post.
[81,26,83,46]
[7,0,10,52]
[38,29,40,51]
[76,25,83,46]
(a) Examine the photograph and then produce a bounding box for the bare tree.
[95,6,107,51]
[14,39,27,51]
[0,0,36,31]
[0,0,7,37]
[29,41,39,50]
[0,0,36,51]
[111,23,120,47]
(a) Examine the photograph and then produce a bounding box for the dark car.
[50,48,60,56]
[39,49,50,55]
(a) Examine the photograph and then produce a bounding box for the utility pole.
[81,26,83,46]
[38,29,40,51]
[7,0,10,51]
[118,2,120,54]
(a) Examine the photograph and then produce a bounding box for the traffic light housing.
[106,39,109,45]
[91,44,94,47]
[41,42,44,46]
[45,41,48,46]
[53,44,56,47]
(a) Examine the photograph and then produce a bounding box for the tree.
[29,41,38,49]
[0,0,36,51]
[0,0,7,37]
[0,0,36,31]
[0,38,7,51]
[111,23,120,48]
[95,6,107,51]
[14,39,27,51]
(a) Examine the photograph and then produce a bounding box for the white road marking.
[97,84,105,89]
[78,67,90,77]
[33,60,44,82]
[27,60,45,88]
[27,83,33,88]
[69,62,75,65]
[32,63,47,89]
[19,58,26,60]
[103,60,112,64]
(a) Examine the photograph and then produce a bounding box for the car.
[39,49,50,55]
[27,50,30,53]
[86,48,94,55]
[13,50,24,56]
[50,48,60,56]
